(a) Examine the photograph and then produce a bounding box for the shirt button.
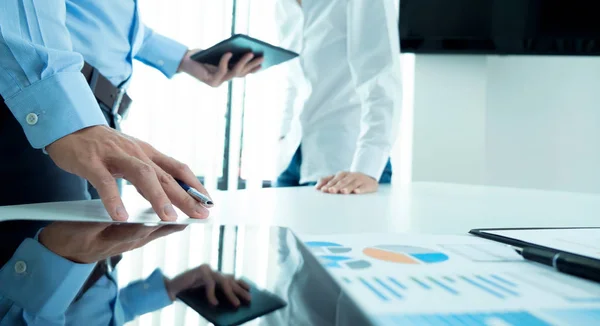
[157,60,165,67]
[143,283,150,290]
[25,113,38,126]
[14,261,27,274]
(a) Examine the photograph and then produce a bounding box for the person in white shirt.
[275,0,402,195]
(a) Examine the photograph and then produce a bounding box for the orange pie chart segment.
[363,247,420,264]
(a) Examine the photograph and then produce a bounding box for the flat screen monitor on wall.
[399,0,600,55]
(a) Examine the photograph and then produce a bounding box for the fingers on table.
[87,164,129,221]
[150,162,208,219]
[111,155,177,221]
[338,177,362,194]
[353,182,378,194]
[316,175,335,190]
[322,172,348,193]
[151,154,212,218]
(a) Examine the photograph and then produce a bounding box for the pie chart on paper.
[363,245,449,264]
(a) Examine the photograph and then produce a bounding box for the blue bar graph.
[426,276,459,295]
[354,273,524,303]
[378,311,552,326]
[411,277,431,289]
[475,275,520,297]
[388,277,407,290]
[491,274,517,287]
[459,276,506,299]
[358,277,389,301]
[374,277,403,299]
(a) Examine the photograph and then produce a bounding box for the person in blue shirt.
[0,0,262,221]
[0,221,251,325]
[0,1,261,323]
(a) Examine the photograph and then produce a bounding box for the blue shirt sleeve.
[0,238,95,325]
[134,27,189,78]
[0,0,108,149]
[118,269,173,322]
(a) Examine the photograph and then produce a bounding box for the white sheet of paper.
[0,198,211,225]
[299,233,600,326]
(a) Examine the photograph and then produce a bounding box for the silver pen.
[176,179,214,207]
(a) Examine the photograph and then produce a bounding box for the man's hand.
[39,222,186,264]
[46,125,211,221]
[315,171,378,195]
[178,49,264,87]
[164,264,251,307]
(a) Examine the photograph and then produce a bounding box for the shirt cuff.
[4,72,108,149]
[119,268,172,319]
[135,30,188,78]
[350,146,389,181]
[0,238,95,317]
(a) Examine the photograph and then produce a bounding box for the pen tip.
[507,245,523,253]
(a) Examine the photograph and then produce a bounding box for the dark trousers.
[276,145,393,187]
[0,101,117,266]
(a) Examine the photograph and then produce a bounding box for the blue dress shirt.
[0,0,188,149]
[0,238,173,325]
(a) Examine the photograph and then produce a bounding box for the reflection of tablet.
[177,278,287,326]
[190,34,299,71]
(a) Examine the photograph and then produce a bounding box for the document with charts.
[299,233,600,326]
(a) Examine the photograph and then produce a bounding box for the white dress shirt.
[275,0,403,184]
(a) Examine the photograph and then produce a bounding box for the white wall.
[412,55,600,194]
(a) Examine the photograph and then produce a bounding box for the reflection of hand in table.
[39,222,186,263]
[165,264,251,307]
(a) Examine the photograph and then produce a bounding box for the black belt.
[0,63,131,125]
[81,63,132,118]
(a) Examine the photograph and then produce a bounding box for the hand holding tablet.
[191,34,299,72]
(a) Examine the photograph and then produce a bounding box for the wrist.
[38,229,78,263]
[163,276,177,301]
[177,49,192,74]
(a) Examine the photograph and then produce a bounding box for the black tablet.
[190,34,299,71]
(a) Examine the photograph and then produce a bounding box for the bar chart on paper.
[301,234,600,326]
[347,268,600,303]
[347,273,523,302]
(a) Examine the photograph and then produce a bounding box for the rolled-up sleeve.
[0,238,95,323]
[346,0,402,179]
[134,27,188,79]
[0,0,108,149]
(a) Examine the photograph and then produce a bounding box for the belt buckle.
[112,87,125,116]
[112,87,125,123]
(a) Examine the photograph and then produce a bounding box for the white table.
[208,182,600,234]
[2,183,600,326]
[2,182,599,235]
